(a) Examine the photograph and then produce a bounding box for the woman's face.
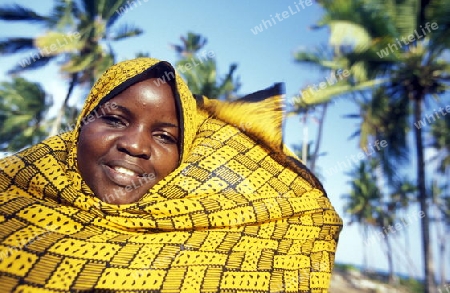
[77,78,180,204]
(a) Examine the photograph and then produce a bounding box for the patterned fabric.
[0,57,343,292]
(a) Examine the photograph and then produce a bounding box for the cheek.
[156,148,180,175]
[76,129,95,174]
[167,155,179,173]
[78,124,113,153]
[76,126,109,170]
[78,128,97,157]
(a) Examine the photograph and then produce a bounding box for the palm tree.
[0,77,52,152]
[308,1,450,290]
[171,32,208,57]
[430,114,450,286]
[343,158,415,283]
[0,0,143,138]
[288,105,328,175]
[291,43,384,174]
[292,42,413,279]
[291,46,338,175]
[344,87,410,185]
[342,159,400,279]
[342,160,380,271]
[355,88,416,281]
[386,177,417,278]
[430,113,450,174]
[429,180,448,287]
[171,32,240,100]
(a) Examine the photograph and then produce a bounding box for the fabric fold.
[0,57,342,292]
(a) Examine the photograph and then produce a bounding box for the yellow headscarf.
[0,57,342,292]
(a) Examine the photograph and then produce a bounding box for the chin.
[102,192,146,205]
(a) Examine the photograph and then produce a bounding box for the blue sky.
[0,0,446,280]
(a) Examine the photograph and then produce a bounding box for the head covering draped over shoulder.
[0,57,343,292]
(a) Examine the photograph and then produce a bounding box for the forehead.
[109,79,177,114]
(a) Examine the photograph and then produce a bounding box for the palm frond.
[172,32,208,56]
[425,0,450,54]
[80,0,96,20]
[328,20,372,52]
[0,4,48,22]
[8,55,56,74]
[0,38,35,54]
[389,0,419,36]
[292,78,388,108]
[0,77,51,151]
[109,24,143,41]
[105,0,130,28]
[61,53,96,73]
[217,63,239,99]
[48,0,76,29]
[293,46,346,71]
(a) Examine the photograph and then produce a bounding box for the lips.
[101,160,149,187]
[113,166,139,176]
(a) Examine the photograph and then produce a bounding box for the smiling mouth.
[113,166,139,176]
[103,165,148,187]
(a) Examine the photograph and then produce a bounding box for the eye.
[101,116,128,128]
[154,132,178,144]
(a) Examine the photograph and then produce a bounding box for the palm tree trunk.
[310,103,328,173]
[393,234,419,278]
[438,220,446,287]
[49,73,78,137]
[403,223,419,278]
[405,225,410,279]
[301,114,308,165]
[439,169,448,286]
[413,98,436,293]
[362,225,369,272]
[434,202,446,286]
[385,235,394,284]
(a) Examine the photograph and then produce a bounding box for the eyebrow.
[114,105,178,128]
[113,105,133,117]
[156,122,179,128]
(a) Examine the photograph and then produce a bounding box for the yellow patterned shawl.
[0,58,343,292]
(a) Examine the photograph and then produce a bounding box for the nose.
[116,128,151,159]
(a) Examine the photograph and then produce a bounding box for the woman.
[0,57,342,292]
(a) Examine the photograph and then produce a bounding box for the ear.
[200,83,285,152]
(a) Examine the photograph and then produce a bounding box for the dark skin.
[77,78,180,204]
